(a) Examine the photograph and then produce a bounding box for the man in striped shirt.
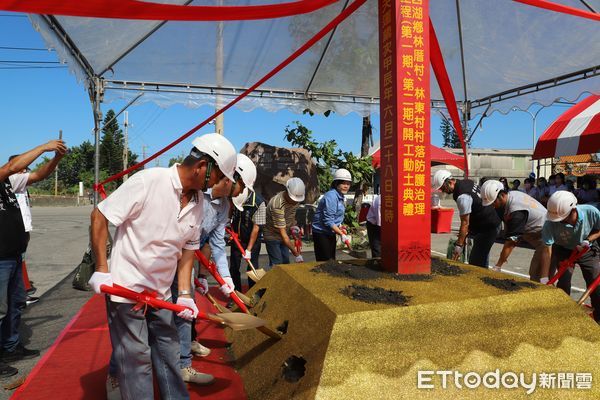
[264,178,305,265]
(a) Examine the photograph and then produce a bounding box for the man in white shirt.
[89,133,237,400]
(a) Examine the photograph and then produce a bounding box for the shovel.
[194,277,232,314]
[547,247,589,286]
[100,284,265,331]
[225,227,267,282]
[195,250,255,308]
[194,251,281,339]
[340,226,368,258]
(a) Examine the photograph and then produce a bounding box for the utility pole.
[215,0,224,135]
[123,111,129,181]
[55,130,62,196]
[142,145,147,162]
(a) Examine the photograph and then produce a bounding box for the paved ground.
[0,203,589,397]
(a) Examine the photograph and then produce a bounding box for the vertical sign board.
[378,0,431,274]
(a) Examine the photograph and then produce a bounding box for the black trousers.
[313,231,336,261]
[366,221,381,258]
[229,238,261,292]
[552,244,600,322]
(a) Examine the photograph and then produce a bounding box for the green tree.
[284,121,374,229]
[440,118,471,149]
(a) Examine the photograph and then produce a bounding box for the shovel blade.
[216,312,266,331]
[247,268,267,282]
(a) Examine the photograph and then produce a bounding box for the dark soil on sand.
[480,277,538,291]
[311,260,382,280]
[311,257,464,281]
[431,258,465,276]
[340,284,411,306]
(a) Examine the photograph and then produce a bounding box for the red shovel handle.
[194,250,249,313]
[225,227,246,254]
[100,284,207,320]
[547,247,590,285]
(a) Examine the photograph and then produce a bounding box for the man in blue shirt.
[172,153,256,385]
[312,169,352,261]
[541,191,600,322]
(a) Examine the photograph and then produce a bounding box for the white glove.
[244,250,251,260]
[176,297,199,321]
[452,244,463,258]
[88,271,113,295]
[219,276,235,296]
[540,277,550,285]
[295,254,304,263]
[577,240,591,252]
[341,234,351,244]
[195,277,209,295]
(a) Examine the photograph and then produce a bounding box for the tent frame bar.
[39,15,95,80]
[304,0,349,96]
[98,0,195,77]
[471,64,600,109]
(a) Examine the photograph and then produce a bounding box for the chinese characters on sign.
[379,0,430,274]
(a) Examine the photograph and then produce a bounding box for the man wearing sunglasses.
[91,133,237,400]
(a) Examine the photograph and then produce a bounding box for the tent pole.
[90,76,103,206]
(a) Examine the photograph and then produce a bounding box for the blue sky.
[0,12,571,168]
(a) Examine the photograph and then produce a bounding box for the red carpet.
[12,290,246,400]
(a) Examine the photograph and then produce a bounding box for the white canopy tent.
[28,0,600,118]
[16,0,600,201]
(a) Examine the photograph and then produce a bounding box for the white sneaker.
[106,374,121,400]
[180,366,215,385]
[190,340,211,357]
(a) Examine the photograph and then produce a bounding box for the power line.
[0,46,54,51]
[0,60,61,64]
[0,66,67,69]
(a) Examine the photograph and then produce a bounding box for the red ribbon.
[93,0,367,192]
[514,0,600,22]
[0,0,339,21]
[429,18,469,177]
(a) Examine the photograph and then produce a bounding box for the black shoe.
[26,285,37,296]
[2,344,40,362]
[226,300,234,309]
[0,361,17,377]
[26,296,40,306]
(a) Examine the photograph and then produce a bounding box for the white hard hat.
[432,169,452,190]
[286,177,305,202]
[232,187,249,211]
[236,154,257,191]
[191,133,237,181]
[547,191,577,222]
[481,180,504,207]
[333,168,352,182]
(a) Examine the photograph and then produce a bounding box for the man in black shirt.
[432,169,501,268]
[0,139,66,376]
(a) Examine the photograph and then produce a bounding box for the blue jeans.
[0,256,26,352]
[170,274,192,369]
[265,240,290,266]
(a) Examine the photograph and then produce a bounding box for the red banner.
[0,0,338,21]
[378,0,431,274]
